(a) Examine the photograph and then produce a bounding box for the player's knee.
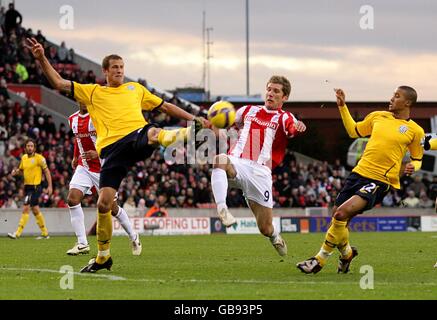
[31,207,39,215]
[110,203,120,216]
[333,209,348,221]
[97,199,112,213]
[213,154,228,169]
[67,194,81,207]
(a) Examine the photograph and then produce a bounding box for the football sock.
[69,204,88,245]
[34,211,48,237]
[269,223,279,241]
[315,218,348,266]
[15,212,30,237]
[337,226,352,258]
[114,206,136,241]
[157,128,189,147]
[211,168,228,209]
[96,210,112,264]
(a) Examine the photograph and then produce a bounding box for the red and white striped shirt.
[68,111,101,173]
[229,105,297,170]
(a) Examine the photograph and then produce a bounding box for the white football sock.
[212,168,228,210]
[115,206,136,240]
[269,223,279,241]
[68,204,88,245]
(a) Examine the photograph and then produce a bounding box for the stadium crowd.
[1,3,436,214]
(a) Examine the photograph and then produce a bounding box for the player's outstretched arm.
[25,38,71,92]
[160,101,210,127]
[334,88,359,138]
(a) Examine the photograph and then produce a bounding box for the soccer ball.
[207,101,236,128]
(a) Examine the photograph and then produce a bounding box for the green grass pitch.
[1,232,436,300]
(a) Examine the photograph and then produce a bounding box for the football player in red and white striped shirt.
[211,75,306,256]
[66,103,141,256]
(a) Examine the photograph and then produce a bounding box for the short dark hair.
[102,54,123,70]
[398,85,417,107]
[267,75,291,97]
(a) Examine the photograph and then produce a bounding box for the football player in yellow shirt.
[8,139,53,240]
[26,37,209,273]
[297,86,425,274]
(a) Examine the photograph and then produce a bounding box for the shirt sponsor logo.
[245,116,278,130]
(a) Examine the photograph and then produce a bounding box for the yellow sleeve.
[38,155,48,170]
[355,111,379,138]
[409,127,425,171]
[73,82,98,105]
[139,84,163,111]
[430,138,437,150]
[338,104,358,138]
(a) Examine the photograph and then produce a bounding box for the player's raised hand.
[25,37,45,60]
[334,88,346,107]
[195,116,211,129]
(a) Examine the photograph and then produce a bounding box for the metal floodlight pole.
[246,0,250,96]
[206,27,213,101]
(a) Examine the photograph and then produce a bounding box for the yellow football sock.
[15,212,30,237]
[337,227,352,259]
[34,212,48,237]
[96,210,112,264]
[157,128,189,147]
[315,218,348,266]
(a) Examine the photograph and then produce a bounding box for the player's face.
[25,142,35,155]
[265,83,288,109]
[104,59,124,87]
[79,103,88,114]
[389,88,409,111]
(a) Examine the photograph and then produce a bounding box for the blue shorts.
[99,124,157,190]
[335,172,390,212]
[24,185,41,206]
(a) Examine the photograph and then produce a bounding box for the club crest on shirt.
[127,85,135,91]
[399,125,408,134]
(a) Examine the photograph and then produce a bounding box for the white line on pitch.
[1,267,126,281]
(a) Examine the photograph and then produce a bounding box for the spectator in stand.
[403,190,420,208]
[67,48,75,63]
[0,6,5,34]
[57,41,69,62]
[408,175,427,197]
[0,77,10,100]
[145,194,168,217]
[4,3,22,36]
[14,60,28,83]
[418,190,434,209]
[35,30,46,44]
[123,195,138,217]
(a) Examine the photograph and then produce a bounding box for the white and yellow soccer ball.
[207,101,236,129]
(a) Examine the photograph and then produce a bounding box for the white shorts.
[228,155,273,208]
[69,165,100,195]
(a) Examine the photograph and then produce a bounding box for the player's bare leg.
[248,200,287,256]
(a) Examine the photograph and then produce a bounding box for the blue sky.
[10,0,437,101]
